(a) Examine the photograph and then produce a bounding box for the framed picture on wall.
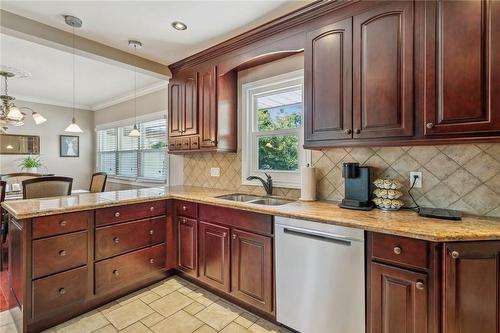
[60,135,79,157]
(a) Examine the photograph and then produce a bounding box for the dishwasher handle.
[282,226,352,246]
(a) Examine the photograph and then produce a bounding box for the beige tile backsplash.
[183,144,500,217]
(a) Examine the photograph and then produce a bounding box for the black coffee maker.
[339,162,374,211]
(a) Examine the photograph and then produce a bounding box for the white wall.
[0,100,95,189]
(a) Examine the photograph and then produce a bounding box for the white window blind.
[96,118,167,182]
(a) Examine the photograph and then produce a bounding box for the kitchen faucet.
[246,173,273,195]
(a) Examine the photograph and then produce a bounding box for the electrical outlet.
[210,167,220,177]
[409,171,422,188]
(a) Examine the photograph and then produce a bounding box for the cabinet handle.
[150,206,155,212]
[114,212,120,218]
[182,205,187,211]
[58,288,66,295]
[450,250,460,259]
[232,234,237,240]
[113,237,120,244]
[426,123,434,129]
[149,229,154,235]
[354,128,361,134]
[344,129,352,135]
[58,250,66,257]
[113,269,119,276]
[149,258,155,264]
[393,246,402,255]
[223,232,227,237]
[59,220,67,227]
[416,281,425,290]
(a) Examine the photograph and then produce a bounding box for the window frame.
[241,70,309,189]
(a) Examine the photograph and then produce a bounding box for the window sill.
[107,177,166,188]
[241,179,301,190]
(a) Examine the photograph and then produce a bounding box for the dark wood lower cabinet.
[177,216,198,276]
[198,221,230,292]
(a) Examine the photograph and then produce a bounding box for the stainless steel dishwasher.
[275,217,365,333]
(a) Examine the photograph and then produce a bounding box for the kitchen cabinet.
[231,229,273,313]
[369,262,428,333]
[424,0,500,136]
[199,65,218,148]
[198,220,230,292]
[177,216,198,276]
[168,72,198,138]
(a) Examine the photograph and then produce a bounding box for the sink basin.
[215,193,293,206]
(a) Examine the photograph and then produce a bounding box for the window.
[242,70,308,188]
[96,118,167,182]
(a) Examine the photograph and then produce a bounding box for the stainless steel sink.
[215,193,293,206]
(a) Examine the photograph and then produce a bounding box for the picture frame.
[60,135,79,157]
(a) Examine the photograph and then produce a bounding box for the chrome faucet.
[246,173,273,195]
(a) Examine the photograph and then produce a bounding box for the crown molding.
[92,81,168,111]
[17,96,91,110]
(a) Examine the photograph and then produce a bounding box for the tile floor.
[0,277,292,333]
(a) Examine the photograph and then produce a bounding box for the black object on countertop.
[339,162,374,211]
[418,207,462,221]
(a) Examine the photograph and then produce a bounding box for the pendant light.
[128,40,142,137]
[64,15,83,133]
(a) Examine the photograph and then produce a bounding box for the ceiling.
[1,1,311,65]
[0,33,166,110]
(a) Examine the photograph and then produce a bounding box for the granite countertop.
[3,186,500,242]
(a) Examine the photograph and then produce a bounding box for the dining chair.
[0,180,6,272]
[89,172,107,193]
[22,176,73,199]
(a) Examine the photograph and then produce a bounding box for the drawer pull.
[450,250,460,259]
[232,234,237,240]
[426,122,434,129]
[150,206,155,212]
[58,250,67,257]
[344,128,352,135]
[114,212,120,218]
[113,269,119,276]
[149,258,155,264]
[113,237,120,244]
[354,128,361,134]
[393,246,402,255]
[149,229,154,235]
[59,288,66,295]
[59,220,67,227]
[182,205,187,211]
[416,282,425,290]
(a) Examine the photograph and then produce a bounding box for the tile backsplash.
[183,144,500,217]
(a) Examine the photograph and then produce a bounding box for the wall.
[0,100,94,189]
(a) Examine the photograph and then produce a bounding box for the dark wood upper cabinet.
[353,1,414,139]
[168,79,183,137]
[199,66,217,147]
[183,73,199,136]
[168,73,198,138]
[443,241,500,333]
[305,18,353,143]
[424,0,500,135]
[369,262,428,333]
[198,221,230,292]
[177,216,198,276]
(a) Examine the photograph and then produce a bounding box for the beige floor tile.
[115,289,147,305]
[184,302,206,315]
[93,324,118,333]
[151,310,203,333]
[120,322,153,333]
[220,322,252,333]
[141,312,164,328]
[193,325,218,333]
[104,300,153,330]
[178,284,199,295]
[98,301,122,316]
[149,291,193,317]
[233,312,259,328]
[248,319,291,333]
[149,283,181,297]
[195,300,242,331]
[187,289,219,306]
[140,292,161,304]
[54,310,109,333]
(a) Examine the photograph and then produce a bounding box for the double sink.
[215,193,293,206]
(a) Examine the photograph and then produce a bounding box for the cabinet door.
[183,73,198,136]
[369,262,428,333]
[353,1,414,138]
[199,66,217,147]
[198,221,230,292]
[305,18,353,142]
[168,79,183,137]
[177,217,197,276]
[231,229,273,313]
[424,0,500,135]
[443,242,500,333]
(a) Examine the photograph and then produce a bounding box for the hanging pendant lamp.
[64,15,83,133]
[128,40,142,137]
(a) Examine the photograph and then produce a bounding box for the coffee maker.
[339,162,374,211]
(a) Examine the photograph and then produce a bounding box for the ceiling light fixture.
[171,21,187,31]
[64,15,84,133]
[128,40,142,137]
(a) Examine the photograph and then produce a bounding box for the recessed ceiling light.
[171,21,187,31]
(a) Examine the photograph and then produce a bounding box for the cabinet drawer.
[33,266,87,317]
[33,211,89,239]
[95,244,165,295]
[190,136,199,150]
[371,233,429,270]
[176,200,197,218]
[180,137,191,150]
[199,204,272,235]
[33,231,87,279]
[95,200,166,226]
[150,216,166,245]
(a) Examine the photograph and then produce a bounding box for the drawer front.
[33,231,87,279]
[95,219,151,260]
[150,216,166,245]
[95,200,166,226]
[371,233,429,269]
[181,137,191,150]
[190,136,199,150]
[33,211,89,239]
[95,244,165,295]
[176,200,197,219]
[199,204,273,235]
[33,266,87,317]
